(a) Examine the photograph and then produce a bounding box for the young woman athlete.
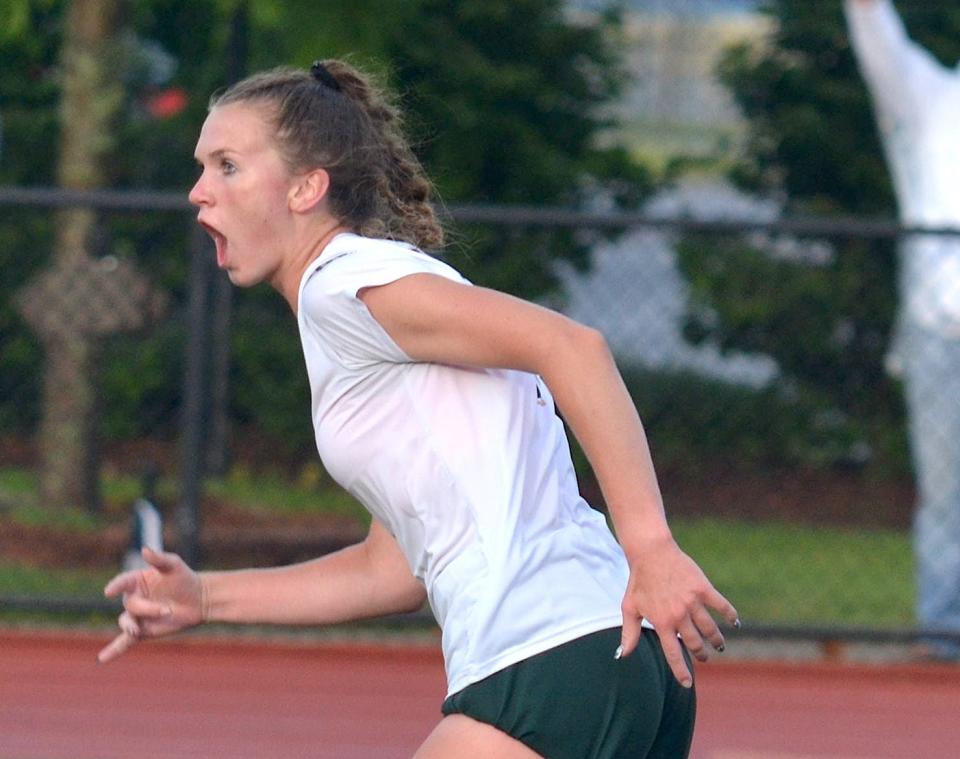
[98,60,739,759]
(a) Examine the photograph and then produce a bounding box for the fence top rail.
[3,185,960,240]
[0,185,192,212]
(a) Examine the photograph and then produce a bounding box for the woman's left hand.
[617,534,738,688]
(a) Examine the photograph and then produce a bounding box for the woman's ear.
[289,168,331,213]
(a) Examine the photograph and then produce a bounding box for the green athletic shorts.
[441,627,696,759]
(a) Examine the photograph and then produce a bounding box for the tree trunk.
[38,333,101,511]
[39,0,121,512]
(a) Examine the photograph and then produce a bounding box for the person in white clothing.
[97,60,739,758]
[845,0,960,660]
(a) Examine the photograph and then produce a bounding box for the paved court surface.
[1,629,958,758]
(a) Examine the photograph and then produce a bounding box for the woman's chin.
[225,268,258,288]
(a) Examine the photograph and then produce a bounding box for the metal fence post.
[176,223,214,568]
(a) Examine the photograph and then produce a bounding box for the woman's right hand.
[97,547,205,664]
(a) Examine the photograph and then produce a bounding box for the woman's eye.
[221,160,237,175]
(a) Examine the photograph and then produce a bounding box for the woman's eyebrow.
[195,148,235,164]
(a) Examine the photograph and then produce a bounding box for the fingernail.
[614,645,623,660]
[717,643,725,653]
[162,606,173,616]
[682,677,693,689]
[734,618,741,630]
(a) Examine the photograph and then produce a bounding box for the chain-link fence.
[2,186,960,656]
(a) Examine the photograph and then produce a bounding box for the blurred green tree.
[676,0,960,471]
[381,0,652,297]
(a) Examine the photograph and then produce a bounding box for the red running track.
[1,629,958,758]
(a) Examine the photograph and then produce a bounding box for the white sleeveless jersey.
[297,233,629,696]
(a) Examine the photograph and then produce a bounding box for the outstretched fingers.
[678,617,709,662]
[690,605,726,654]
[677,587,740,669]
[99,552,175,664]
[661,604,724,685]
[122,593,172,620]
[619,541,739,687]
[97,549,203,666]
[141,546,181,573]
[704,585,740,630]
[617,602,644,660]
[103,570,141,599]
[657,627,694,688]
[97,612,142,664]
[118,609,142,638]
[103,566,172,620]
[97,630,138,664]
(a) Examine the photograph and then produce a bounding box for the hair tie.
[310,61,342,92]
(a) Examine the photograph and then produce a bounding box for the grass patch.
[0,465,368,530]
[0,466,180,531]
[0,561,112,596]
[0,467,34,498]
[0,466,915,630]
[0,563,117,627]
[0,468,104,531]
[672,517,914,628]
[0,513,916,632]
[6,502,108,531]
[206,465,369,522]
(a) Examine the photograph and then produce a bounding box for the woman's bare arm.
[202,519,425,625]
[98,519,425,663]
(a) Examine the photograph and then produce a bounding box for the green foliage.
[619,366,906,473]
[626,367,851,470]
[674,0,960,472]
[98,324,185,439]
[676,233,903,465]
[389,1,631,203]
[248,0,418,69]
[228,291,313,451]
[0,208,50,433]
[0,1,62,185]
[0,0,214,438]
[719,1,960,211]
[384,0,652,296]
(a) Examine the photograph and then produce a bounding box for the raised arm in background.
[844,0,949,122]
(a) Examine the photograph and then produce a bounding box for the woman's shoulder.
[300,233,466,313]
[324,232,447,268]
[313,234,464,288]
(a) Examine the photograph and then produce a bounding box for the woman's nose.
[188,174,210,206]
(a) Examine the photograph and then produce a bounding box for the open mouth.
[198,219,228,267]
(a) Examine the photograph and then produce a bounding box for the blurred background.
[2,0,959,659]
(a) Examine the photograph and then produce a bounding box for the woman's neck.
[274,220,354,313]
